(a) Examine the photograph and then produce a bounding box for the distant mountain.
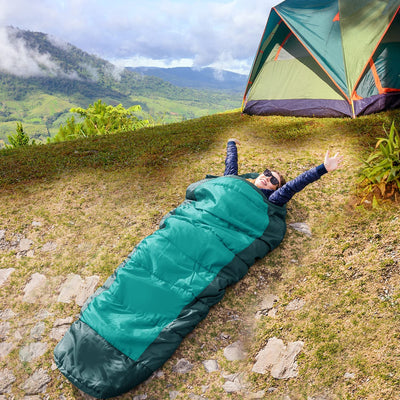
[129,67,248,92]
[0,27,242,146]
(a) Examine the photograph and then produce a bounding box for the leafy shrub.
[53,100,150,142]
[7,122,35,148]
[359,121,400,205]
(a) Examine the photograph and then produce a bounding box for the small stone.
[0,369,16,393]
[0,230,5,240]
[0,309,16,320]
[132,395,148,400]
[23,273,47,303]
[19,342,48,362]
[220,332,230,340]
[223,340,246,361]
[0,322,10,340]
[286,298,306,311]
[201,385,209,393]
[268,308,278,317]
[31,221,42,227]
[20,368,51,394]
[14,330,23,340]
[252,337,304,379]
[344,372,356,380]
[26,250,35,257]
[19,238,33,252]
[172,358,193,374]
[223,380,242,393]
[289,222,312,237]
[53,317,74,327]
[0,268,15,287]
[58,274,83,303]
[0,342,14,359]
[260,294,279,311]
[30,322,46,340]
[202,359,219,372]
[76,275,100,306]
[152,370,164,379]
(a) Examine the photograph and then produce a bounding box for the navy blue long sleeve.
[223,141,328,206]
[224,140,238,176]
[267,164,327,206]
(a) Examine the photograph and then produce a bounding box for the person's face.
[254,169,280,190]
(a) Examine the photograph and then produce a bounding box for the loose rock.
[202,359,219,373]
[20,369,51,394]
[0,369,16,393]
[19,238,33,252]
[286,298,306,311]
[0,322,10,340]
[50,318,73,341]
[0,343,14,359]
[172,358,193,374]
[76,275,100,306]
[23,273,47,303]
[41,241,58,252]
[252,337,304,379]
[58,274,83,303]
[224,340,246,361]
[30,322,46,340]
[0,309,16,320]
[0,268,15,287]
[289,222,312,237]
[223,380,242,393]
[19,342,48,362]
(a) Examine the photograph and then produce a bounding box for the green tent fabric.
[54,175,287,399]
[243,0,400,117]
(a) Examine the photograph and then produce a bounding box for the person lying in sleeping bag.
[224,138,343,205]
[54,140,343,399]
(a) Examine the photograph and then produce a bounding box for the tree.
[7,122,35,148]
[53,100,150,142]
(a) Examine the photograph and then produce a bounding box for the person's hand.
[228,138,241,145]
[324,150,343,172]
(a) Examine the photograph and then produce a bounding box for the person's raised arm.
[224,138,241,176]
[268,150,343,206]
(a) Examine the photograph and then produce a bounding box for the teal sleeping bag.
[54,175,286,399]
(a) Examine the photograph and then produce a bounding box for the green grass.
[1,109,400,399]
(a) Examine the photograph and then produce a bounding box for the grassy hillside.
[1,110,400,399]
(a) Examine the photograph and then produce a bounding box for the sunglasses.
[263,169,280,187]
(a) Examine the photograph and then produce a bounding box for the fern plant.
[360,121,400,203]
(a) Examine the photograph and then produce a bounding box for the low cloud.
[0,0,280,74]
[0,27,63,77]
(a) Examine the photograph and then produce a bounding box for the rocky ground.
[0,222,312,399]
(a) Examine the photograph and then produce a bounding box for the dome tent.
[242,0,400,118]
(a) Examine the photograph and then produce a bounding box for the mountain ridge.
[0,27,243,146]
[129,66,247,92]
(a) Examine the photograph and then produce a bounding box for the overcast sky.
[0,0,282,75]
